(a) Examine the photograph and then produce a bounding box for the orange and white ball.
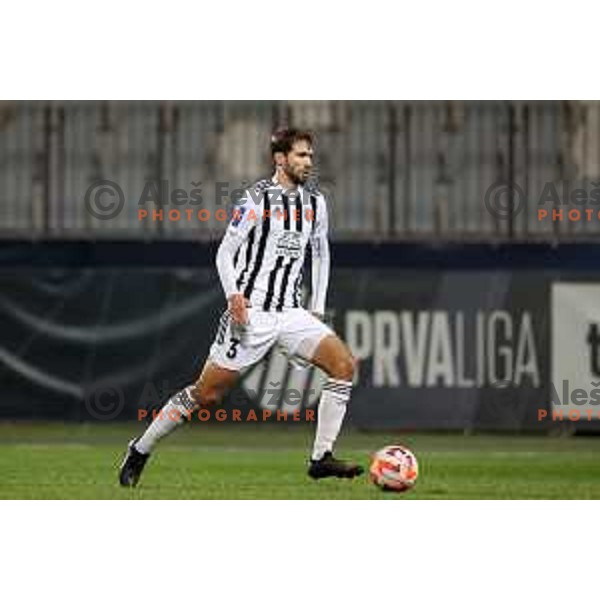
[369,445,419,492]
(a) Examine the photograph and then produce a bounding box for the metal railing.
[1,100,599,242]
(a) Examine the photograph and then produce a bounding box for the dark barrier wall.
[1,241,599,430]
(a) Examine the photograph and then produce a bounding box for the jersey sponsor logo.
[274,231,303,259]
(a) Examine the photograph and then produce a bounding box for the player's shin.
[134,386,197,454]
[311,378,352,460]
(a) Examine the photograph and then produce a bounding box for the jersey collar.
[271,173,304,197]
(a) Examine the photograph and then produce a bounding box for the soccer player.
[119,128,363,486]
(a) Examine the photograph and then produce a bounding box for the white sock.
[134,386,196,454]
[311,378,352,460]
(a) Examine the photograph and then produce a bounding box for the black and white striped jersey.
[215,176,330,313]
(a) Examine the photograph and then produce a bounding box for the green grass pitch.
[1,422,600,499]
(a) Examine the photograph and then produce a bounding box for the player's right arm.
[215,192,258,324]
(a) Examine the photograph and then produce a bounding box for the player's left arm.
[309,194,330,319]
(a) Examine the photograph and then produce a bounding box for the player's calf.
[190,367,236,408]
[310,333,355,382]
[118,360,239,487]
[132,361,238,455]
[306,334,361,476]
[118,385,196,487]
[324,351,355,382]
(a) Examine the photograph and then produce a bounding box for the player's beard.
[283,164,310,185]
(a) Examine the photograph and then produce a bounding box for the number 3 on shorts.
[226,338,241,359]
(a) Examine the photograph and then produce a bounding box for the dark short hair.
[270,128,313,156]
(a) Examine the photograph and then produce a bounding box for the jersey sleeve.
[215,191,261,299]
[309,194,330,315]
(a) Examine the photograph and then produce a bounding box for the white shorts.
[209,307,334,372]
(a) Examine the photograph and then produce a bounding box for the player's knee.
[330,351,355,381]
[189,383,221,408]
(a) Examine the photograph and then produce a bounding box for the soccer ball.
[369,445,419,492]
